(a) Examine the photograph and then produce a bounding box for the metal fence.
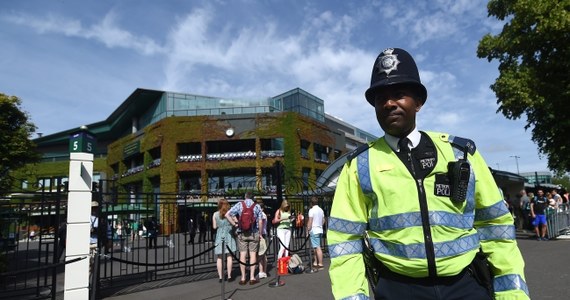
[0,192,67,300]
[0,191,332,299]
[91,192,332,298]
[546,204,570,238]
[3,190,570,299]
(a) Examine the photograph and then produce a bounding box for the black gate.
[92,192,332,298]
[0,192,67,300]
[0,191,332,299]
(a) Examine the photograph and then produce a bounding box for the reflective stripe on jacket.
[327,131,529,300]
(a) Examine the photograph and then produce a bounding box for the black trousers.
[373,264,492,300]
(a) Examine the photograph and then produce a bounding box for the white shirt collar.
[385,128,421,152]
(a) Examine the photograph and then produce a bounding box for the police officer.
[327,48,529,299]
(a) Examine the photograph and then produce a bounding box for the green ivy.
[17,113,337,197]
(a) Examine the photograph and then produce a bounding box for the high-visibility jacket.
[327,132,529,300]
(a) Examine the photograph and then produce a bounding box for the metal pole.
[510,155,520,174]
[268,227,285,287]
[221,240,225,300]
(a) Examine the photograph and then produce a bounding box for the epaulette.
[347,143,371,162]
[449,136,476,156]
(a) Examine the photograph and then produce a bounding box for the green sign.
[123,140,141,158]
[69,131,96,153]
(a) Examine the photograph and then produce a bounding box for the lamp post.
[510,155,520,174]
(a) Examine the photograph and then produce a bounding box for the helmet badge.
[377,48,400,75]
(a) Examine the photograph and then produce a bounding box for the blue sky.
[0,0,549,173]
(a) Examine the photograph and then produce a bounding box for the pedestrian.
[327,48,529,299]
[145,216,158,249]
[225,191,263,285]
[272,199,292,258]
[307,197,325,269]
[552,189,563,211]
[57,219,67,260]
[198,212,207,243]
[513,190,525,229]
[295,210,305,238]
[531,189,549,241]
[115,220,123,241]
[213,199,236,282]
[257,202,268,279]
[131,219,139,242]
[187,216,196,244]
[524,192,535,230]
[90,201,99,246]
[101,216,112,254]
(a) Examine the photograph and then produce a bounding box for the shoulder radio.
[447,149,470,203]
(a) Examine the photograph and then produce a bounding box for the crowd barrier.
[91,226,320,300]
[546,204,570,238]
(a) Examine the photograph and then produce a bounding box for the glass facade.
[520,171,553,185]
[139,89,325,129]
[277,88,325,122]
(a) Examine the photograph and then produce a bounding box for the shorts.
[533,214,547,226]
[310,233,322,248]
[238,232,260,253]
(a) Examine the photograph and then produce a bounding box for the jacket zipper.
[406,152,437,278]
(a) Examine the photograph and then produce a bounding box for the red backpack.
[239,202,257,233]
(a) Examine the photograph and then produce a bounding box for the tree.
[0,93,41,193]
[552,175,570,191]
[477,0,570,174]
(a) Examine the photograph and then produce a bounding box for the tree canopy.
[553,175,570,191]
[0,93,40,192]
[477,0,570,174]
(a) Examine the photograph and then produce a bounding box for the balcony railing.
[176,150,284,163]
[121,165,144,178]
[147,158,161,169]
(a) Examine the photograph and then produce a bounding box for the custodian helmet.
[364,48,427,106]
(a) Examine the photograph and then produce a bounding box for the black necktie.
[398,138,410,153]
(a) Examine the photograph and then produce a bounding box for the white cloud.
[88,12,164,55]
[161,5,370,105]
[2,12,83,35]
[2,11,164,55]
[0,1,549,172]
[410,13,459,47]
[433,111,461,127]
[374,0,491,48]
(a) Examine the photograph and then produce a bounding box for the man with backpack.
[226,191,263,285]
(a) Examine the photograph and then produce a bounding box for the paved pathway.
[104,236,570,300]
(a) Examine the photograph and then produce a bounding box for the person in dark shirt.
[57,220,67,260]
[145,217,158,248]
[198,212,208,243]
[187,216,196,244]
[531,189,549,240]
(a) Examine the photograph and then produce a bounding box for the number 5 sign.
[69,126,96,153]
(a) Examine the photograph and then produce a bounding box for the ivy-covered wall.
[104,112,336,197]
[15,111,338,196]
[13,112,341,235]
[12,157,108,191]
